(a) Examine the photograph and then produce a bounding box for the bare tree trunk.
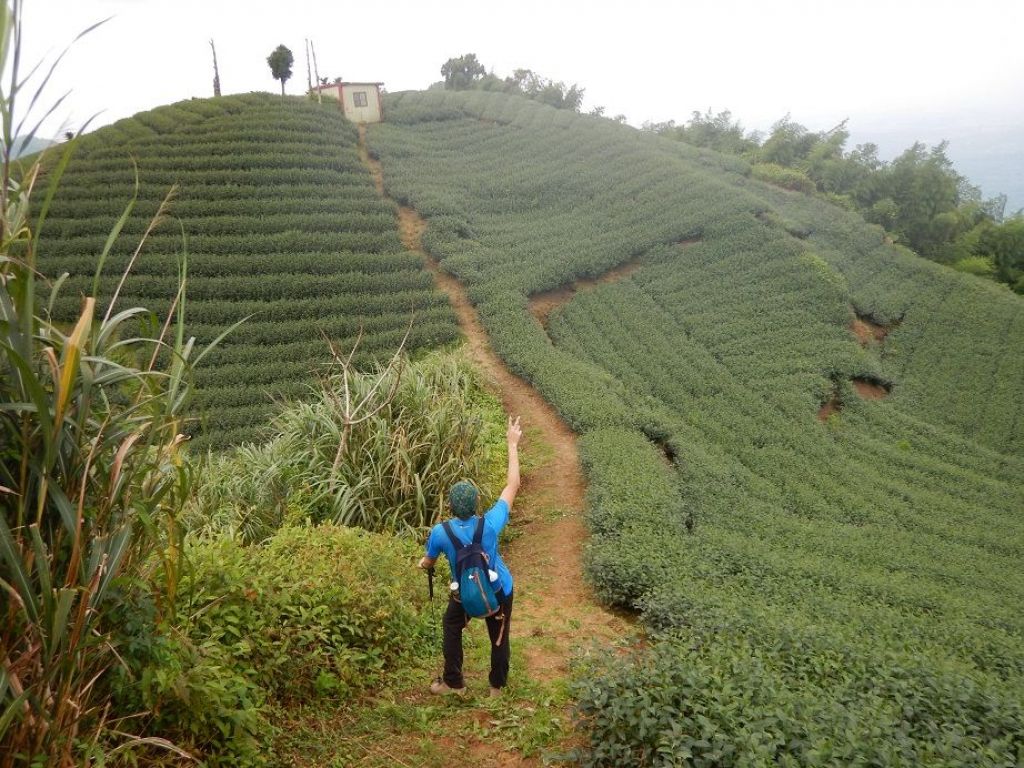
[209,39,221,97]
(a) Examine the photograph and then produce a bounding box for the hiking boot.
[488,686,502,698]
[429,679,466,697]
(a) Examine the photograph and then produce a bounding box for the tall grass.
[0,2,223,763]
[184,348,506,543]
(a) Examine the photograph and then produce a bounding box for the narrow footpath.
[351,125,634,765]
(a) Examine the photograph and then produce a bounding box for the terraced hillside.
[368,91,1024,764]
[40,93,457,449]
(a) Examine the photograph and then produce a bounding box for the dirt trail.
[357,126,632,763]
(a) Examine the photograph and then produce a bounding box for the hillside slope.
[368,90,1024,764]
[40,93,457,449]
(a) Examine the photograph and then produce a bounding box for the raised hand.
[507,415,523,447]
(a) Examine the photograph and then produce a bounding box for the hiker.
[419,415,523,696]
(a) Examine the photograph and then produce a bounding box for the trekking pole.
[426,566,439,652]
[426,565,446,684]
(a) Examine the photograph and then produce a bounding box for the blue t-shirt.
[426,499,513,596]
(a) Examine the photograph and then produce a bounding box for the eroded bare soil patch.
[852,377,890,400]
[818,377,891,422]
[850,308,899,347]
[528,238,700,331]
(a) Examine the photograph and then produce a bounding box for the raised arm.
[499,416,522,509]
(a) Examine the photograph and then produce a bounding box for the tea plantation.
[38,93,457,449]
[35,87,1024,763]
[368,90,1024,765]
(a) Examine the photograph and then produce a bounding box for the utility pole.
[310,39,322,103]
[210,39,221,97]
[305,38,313,95]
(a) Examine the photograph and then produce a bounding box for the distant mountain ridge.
[10,135,57,159]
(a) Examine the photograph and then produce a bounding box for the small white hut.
[315,81,384,123]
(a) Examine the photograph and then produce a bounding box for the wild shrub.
[953,255,997,278]
[750,161,816,193]
[111,525,425,767]
[184,349,507,542]
[0,3,218,763]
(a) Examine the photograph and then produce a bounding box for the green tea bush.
[573,635,1024,767]
[39,93,457,448]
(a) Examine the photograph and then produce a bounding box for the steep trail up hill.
[356,125,634,760]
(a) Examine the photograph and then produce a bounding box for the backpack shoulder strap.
[441,521,465,551]
[472,515,485,545]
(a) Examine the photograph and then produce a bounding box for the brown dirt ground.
[850,312,891,347]
[817,395,841,422]
[355,125,633,764]
[818,377,890,422]
[852,378,890,400]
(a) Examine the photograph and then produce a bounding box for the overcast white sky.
[26,0,1024,142]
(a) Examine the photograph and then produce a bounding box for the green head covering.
[449,480,479,520]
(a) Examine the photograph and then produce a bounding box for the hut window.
[353,91,368,107]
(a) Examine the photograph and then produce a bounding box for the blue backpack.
[442,517,505,618]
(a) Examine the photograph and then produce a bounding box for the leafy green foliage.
[0,4,208,762]
[503,68,584,112]
[112,524,427,766]
[439,54,584,112]
[646,111,1022,291]
[976,214,1024,288]
[37,93,457,448]
[643,109,761,156]
[440,53,486,89]
[953,255,997,277]
[266,44,294,95]
[367,89,1024,765]
[750,162,816,193]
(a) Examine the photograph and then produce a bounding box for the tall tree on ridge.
[441,53,485,89]
[267,44,293,96]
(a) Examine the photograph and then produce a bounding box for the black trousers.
[442,592,513,689]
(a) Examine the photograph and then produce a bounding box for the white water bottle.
[488,569,498,583]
